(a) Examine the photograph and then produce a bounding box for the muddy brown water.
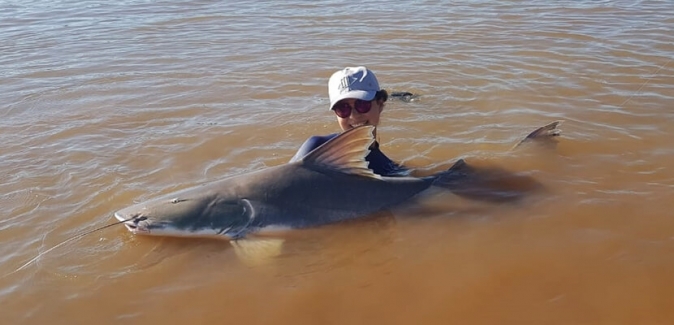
[1,1,673,324]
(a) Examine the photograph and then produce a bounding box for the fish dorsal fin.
[300,125,380,179]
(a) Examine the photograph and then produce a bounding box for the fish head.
[114,191,252,239]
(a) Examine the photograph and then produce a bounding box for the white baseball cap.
[328,66,381,110]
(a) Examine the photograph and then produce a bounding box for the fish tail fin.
[511,120,563,150]
[432,159,542,203]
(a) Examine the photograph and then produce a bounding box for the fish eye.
[170,198,184,204]
[134,216,148,223]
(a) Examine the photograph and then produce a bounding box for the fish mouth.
[115,212,150,234]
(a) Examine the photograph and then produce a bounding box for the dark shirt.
[290,133,409,177]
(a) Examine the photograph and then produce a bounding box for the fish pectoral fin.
[230,238,285,266]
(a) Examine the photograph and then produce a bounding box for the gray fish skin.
[114,126,441,239]
[114,122,559,240]
[115,164,433,238]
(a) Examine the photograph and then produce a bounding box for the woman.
[290,66,408,176]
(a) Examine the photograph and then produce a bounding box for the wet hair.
[374,89,388,102]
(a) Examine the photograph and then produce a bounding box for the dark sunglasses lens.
[354,100,372,114]
[333,100,372,118]
[333,103,351,118]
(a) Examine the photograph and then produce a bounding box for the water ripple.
[1,0,674,322]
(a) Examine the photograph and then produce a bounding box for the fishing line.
[10,216,138,274]
[618,58,672,108]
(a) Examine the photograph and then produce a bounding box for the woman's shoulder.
[289,133,338,162]
[303,134,338,148]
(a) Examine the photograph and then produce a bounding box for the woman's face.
[332,98,384,132]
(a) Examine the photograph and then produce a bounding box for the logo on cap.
[337,75,358,94]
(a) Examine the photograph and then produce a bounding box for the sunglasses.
[332,99,373,118]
